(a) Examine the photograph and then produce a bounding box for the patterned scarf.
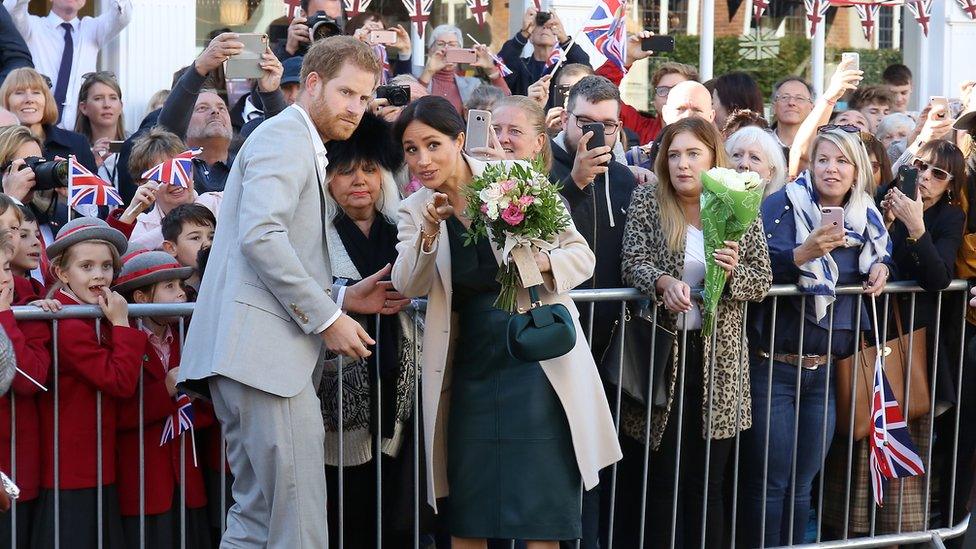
[784,171,891,321]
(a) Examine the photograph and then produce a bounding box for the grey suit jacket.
[178,105,340,398]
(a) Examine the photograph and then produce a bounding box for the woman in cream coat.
[391,96,621,548]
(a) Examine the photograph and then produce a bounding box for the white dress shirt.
[3,0,132,130]
[292,103,343,334]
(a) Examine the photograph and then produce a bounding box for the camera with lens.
[376,85,411,107]
[0,156,68,191]
[534,11,552,27]
[299,11,343,55]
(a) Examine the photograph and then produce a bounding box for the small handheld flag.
[141,149,200,188]
[544,44,563,71]
[581,0,627,74]
[160,392,199,467]
[68,157,123,209]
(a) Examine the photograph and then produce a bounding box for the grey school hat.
[112,249,193,295]
[46,217,128,260]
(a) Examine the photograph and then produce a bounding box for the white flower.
[480,183,504,204]
[486,203,499,220]
[706,167,762,191]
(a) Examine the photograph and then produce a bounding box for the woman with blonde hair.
[618,116,771,547]
[470,94,553,170]
[0,68,98,174]
[741,127,892,547]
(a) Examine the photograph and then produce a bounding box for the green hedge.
[646,34,902,97]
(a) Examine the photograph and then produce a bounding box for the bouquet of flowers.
[463,160,571,312]
[700,167,764,335]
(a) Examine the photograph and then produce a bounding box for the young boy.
[849,85,895,133]
[160,203,216,298]
[882,63,913,114]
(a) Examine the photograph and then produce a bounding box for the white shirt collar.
[291,104,329,179]
[46,12,79,31]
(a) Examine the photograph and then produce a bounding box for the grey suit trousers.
[209,375,328,548]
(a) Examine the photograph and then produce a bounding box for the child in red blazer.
[30,218,147,549]
[0,201,53,549]
[113,248,213,549]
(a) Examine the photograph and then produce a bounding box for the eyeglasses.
[912,158,954,181]
[655,85,673,98]
[433,41,460,49]
[774,93,813,104]
[82,71,117,81]
[571,114,619,135]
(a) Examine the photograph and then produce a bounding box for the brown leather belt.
[756,349,832,370]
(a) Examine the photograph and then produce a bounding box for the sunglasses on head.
[912,158,953,181]
[818,124,860,134]
[82,71,117,81]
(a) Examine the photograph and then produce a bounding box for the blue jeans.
[739,358,836,548]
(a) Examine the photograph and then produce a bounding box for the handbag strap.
[528,285,541,306]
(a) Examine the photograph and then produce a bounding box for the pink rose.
[518,195,535,209]
[499,179,517,193]
[501,203,525,226]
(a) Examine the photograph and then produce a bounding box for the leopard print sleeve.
[621,183,668,297]
[727,215,772,302]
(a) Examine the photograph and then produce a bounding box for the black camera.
[0,156,68,191]
[534,11,552,27]
[376,85,410,107]
[305,11,342,42]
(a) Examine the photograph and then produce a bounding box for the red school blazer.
[116,330,214,515]
[0,276,51,501]
[38,290,148,490]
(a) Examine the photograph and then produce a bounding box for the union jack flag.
[904,0,933,36]
[402,0,433,41]
[956,0,976,20]
[141,149,199,188]
[804,0,832,37]
[160,393,195,442]
[753,0,769,25]
[343,0,372,17]
[372,44,391,84]
[544,43,563,71]
[582,0,627,74]
[854,3,881,40]
[868,349,925,506]
[490,51,513,77]
[466,0,489,27]
[68,157,123,208]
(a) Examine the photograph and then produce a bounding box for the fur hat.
[46,217,128,259]
[325,112,403,173]
[112,249,193,295]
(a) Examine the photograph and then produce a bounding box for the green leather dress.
[445,217,581,541]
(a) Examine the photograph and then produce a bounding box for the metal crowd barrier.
[3,282,973,548]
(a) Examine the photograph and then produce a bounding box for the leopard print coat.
[620,182,772,448]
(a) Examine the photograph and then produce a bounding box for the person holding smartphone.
[820,140,966,539]
[741,127,891,547]
[74,72,128,189]
[418,25,510,115]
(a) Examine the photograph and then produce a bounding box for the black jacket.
[0,7,32,84]
[550,136,635,356]
[498,32,589,108]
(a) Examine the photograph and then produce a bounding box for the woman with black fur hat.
[315,112,428,547]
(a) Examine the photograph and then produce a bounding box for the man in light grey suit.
[178,36,388,547]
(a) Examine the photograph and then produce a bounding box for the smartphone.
[898,165,919,199]
[641,35,675,53]
[820,207,844,230]
[581,122,609,167]
[107,140,124,154]
[841,52,860,71]
[930,96,949,120]
[368,30,397,45]
[465,109,492,154]
[534,11,552,26]
[444,48,478,64]
[376,84,410,107]
[553,85,570,109]
[224,33,269,79]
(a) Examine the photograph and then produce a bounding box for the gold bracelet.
[420,229,439,250]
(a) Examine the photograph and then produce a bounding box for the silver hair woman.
[418,24,510,114]
[725,126,788,197]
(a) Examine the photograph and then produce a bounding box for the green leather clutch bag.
[506,285,577,362]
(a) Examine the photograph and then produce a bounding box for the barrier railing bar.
[700,319,719,549]
[789,514,969,549]
[760,295,778,549]
[137,317,146,549]
[52,318,59,549]
[787,297,808,545]
[816,302,836,544]
[95,318,104,548]
[637,304,660,549]
[949,292,968,525]
[729,302,749,549]
[605,302,627,549]
[374,313,383,549]
[669,321,690,549]
[923,290,944,530]
[842,297,865,539]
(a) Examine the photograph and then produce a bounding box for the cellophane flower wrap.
[700,167,764,335]
[463,160,571,312]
